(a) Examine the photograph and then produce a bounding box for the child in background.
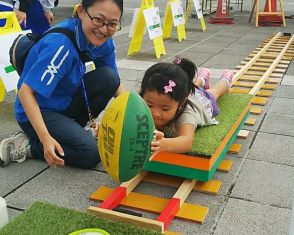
[139,57,233,154]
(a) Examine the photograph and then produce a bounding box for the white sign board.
[193,0,203,19]
[143,7,163,40]
[171,1,185,27]
[0,30,30,92]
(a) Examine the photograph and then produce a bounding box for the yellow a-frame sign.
[127,0,166,59]
[162,0,186,42]
[185,0,207,32]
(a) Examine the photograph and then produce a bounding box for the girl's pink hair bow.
[164,80,176,94]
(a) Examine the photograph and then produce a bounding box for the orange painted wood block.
[143,173,222,195]
[250,107,262,114]
[238,75,260,82]
[251,97,268,105]
[90,186,209,223]
[257,90,272,97]
[228,143,242,154]
[245,118,256,126]
[217,160,233,172]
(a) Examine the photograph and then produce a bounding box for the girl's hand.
[149,130,164,161]
[151,130,164,152]
[42,135,64,167]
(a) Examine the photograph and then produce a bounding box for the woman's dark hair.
[82,0,123,17]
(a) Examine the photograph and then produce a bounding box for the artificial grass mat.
[0,201,161,235]
[190,93,252,156]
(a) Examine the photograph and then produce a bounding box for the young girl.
[140,57,233,154]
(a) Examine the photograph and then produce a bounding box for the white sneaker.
[0,132,30,166]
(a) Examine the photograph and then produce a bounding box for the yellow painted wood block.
[229,87,250,94]
[261,84,277,90]
[217,160,233,172]
[257,90,272,97]
[90,186,209,223]
[250,107,262,115]
[228,143,242,154]
[251,97,268,105]
[234,81,255,88]
[271,73,284,78]
[238,75,260,82]
[143,173,221,195]
[245,118,256,126]
[237,129,250,139]
[267,77,281,84]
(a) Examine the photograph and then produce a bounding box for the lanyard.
[81,79,96,128]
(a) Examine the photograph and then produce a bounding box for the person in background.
[0,0,57,35]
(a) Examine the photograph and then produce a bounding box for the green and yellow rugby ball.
[98,91,154,182]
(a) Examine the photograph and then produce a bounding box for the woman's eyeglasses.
[85,9,121,31]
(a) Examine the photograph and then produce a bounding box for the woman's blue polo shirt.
[15,17,119,122]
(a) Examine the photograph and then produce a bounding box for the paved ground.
[1,1,294,234]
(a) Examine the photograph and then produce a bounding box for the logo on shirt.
[40,46,69,85]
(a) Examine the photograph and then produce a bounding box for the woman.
[0,0,125,168]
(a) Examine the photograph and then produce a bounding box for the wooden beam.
[88,206,164,233]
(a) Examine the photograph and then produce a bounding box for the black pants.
[19,66,120,168]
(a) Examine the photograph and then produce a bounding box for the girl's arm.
[151,123,195,153]
[18,83,65,167]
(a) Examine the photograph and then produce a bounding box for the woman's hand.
[14,9,27,27]
[41,135,64,167]
[44,11,54,25]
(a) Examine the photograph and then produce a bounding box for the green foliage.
[0,202,161,235]
[190,93,252,156]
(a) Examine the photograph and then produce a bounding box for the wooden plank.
[90,186,209,223]
[245,118,256,126]
[88,206,164,233]
[261,84,277,90]
[251,96,268,105]
[237,129,250,138]
[250,106,262,114]
[229,87,250,93]
[143,172,222,195]
[228,143,242,154]
[257,90,273,97]
[217,160,233,172]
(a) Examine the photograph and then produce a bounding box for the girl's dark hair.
[139,57,197,105]
[82,0,123,16]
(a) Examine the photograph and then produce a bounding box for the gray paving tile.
[0,160,48,196]
[5,167,117,210]
[281,75,294,86]
[260,113,294,136]
[268,97,294,115]
[214,198,291,235]
[248,132,294,166]
[231,159,294,208]
[202,53,245,70]
[274,85,294,99]
[7,208,21,221]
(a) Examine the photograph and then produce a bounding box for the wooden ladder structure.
[249,0,286,27]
